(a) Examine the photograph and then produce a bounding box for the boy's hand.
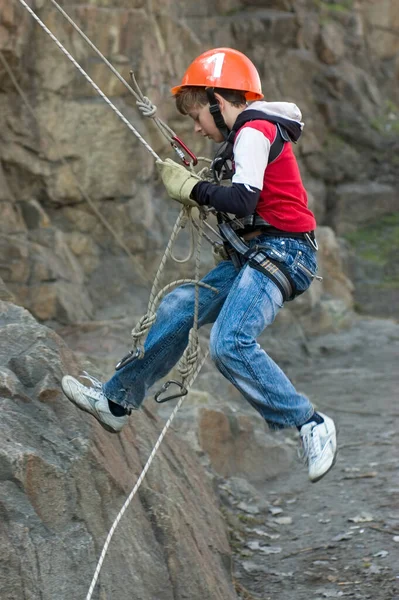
[156,158,200,207]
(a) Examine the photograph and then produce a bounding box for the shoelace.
[299,425,322,464]
[81,371,103,389]
[81,371,131,415]
[80,371,106,401]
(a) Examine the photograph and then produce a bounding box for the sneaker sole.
[61,378,121,435]
[310,448,338,483]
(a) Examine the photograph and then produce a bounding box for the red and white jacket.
[192,101,316,234]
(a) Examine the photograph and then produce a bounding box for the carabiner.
[154,380,188,403]
[171,136,198,167]
[304,232,319,252]
[115,348,140,371]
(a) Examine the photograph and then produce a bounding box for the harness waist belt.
[238,225,314,239]
[238,225,318,251]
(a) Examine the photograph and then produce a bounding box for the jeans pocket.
[254,238,290,264]
[291,249,318,294]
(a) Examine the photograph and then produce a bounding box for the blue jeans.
[103,235,317,430]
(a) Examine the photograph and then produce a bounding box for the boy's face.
[187,104,225,143]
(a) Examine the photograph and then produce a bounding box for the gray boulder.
[0,301,236,600]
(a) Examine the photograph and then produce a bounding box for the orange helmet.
[171,48,263,101]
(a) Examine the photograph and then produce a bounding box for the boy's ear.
[213,92,225,110]
[215,92,227,112]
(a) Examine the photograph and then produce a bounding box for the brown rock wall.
[362,0,399,61]
[0,0,398,327]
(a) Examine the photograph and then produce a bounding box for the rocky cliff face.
[1,0,397,328]
[0,4,398,597]
[0,300,236,600]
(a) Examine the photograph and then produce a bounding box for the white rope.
[48,0,177,142]
[14,4,214,598]
[16,0,160,161]
[87,217,214,599]
[48,0,139,99]
[85,350,208,600]
[0,49,155,285]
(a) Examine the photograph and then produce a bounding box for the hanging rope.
[16,0,160,161]
[47,0,176,145]
[176,212,206,386]
[86,213,215,600]
[86,212,217,600]
[12,4,219,598]
[85,346,208,600]
[0,49,155,285]
[130,207,218,357]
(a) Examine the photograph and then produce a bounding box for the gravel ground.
[59,313,399,600]
[224,317,399,600]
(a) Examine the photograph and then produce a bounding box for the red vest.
[238,120,316,232]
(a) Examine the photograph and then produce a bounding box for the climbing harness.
[206,108,320,300]
[217,221,322,301]
[218,222,294,301]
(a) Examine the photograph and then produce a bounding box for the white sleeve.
[232,127,271,190]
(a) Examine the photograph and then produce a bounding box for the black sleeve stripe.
[191,181,261,218]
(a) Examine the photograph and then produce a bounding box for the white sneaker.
[61,374,128,434]
[300,412,337,482]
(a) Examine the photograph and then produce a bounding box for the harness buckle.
[154,380,188,404]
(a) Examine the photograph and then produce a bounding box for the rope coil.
[84,347,208,600]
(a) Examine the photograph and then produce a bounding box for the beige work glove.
[156,158,200,207]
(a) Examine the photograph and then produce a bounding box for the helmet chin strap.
[206,88,230,141]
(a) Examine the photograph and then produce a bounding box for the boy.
[62,48,337,482]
